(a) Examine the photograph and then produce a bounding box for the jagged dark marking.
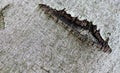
[39,4,112,53]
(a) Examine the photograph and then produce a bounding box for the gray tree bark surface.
[0,0,120,73]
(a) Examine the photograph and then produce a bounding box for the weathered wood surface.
[0,0,120,73]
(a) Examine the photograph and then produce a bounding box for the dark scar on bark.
[0,4,10,30]
[39,4,112,53]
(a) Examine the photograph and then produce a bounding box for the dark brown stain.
[39,4,112,53]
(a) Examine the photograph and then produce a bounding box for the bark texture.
[0,0,120,73]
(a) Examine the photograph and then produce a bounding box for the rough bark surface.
[0,0,120,73]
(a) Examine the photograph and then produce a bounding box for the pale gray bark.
[0,0,120,73]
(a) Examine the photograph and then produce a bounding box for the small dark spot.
[107,32,111,36]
